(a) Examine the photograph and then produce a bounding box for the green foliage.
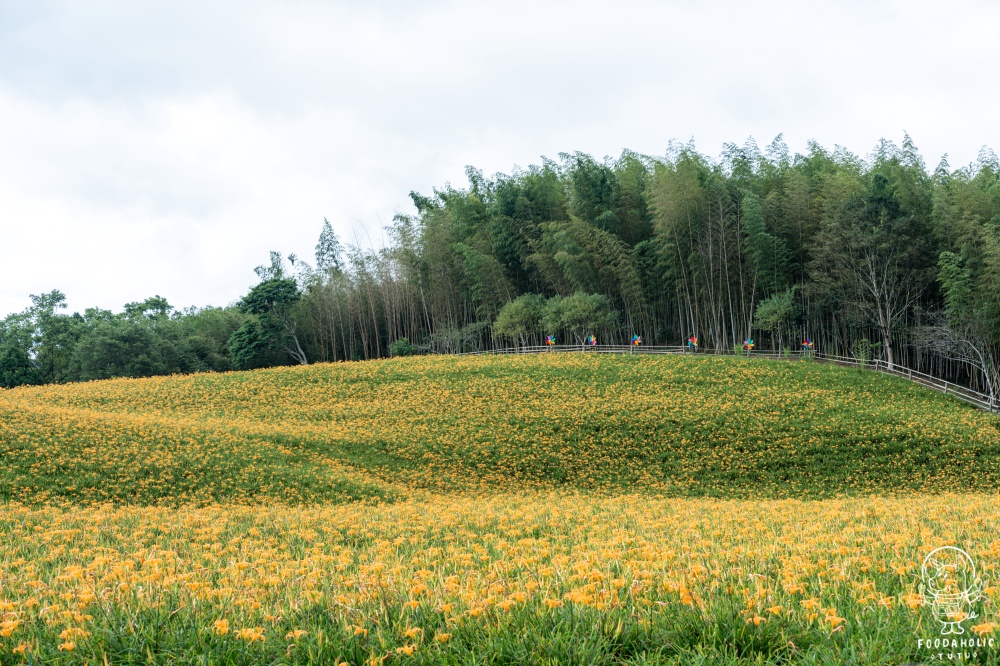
[937,250,971,316]
[315,217,344,273]
[228,319,280,370]
[742,192,790,295]
[231,277,308,367]
[494,294,547,345]
[66,319,193,381]
[543,292,618,343]
[754,288,796,349]
[239,278,301,317]
[851,338,873,368]
[388,337,415,357]
[0,345,41,388]
[123,295,173,320]
[0,292,250,387]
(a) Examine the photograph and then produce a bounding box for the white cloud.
[1,0,999,315]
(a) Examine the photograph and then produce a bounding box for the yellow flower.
[350,624,368,636]
[824,613,846,629]
[435,633,453,643]
[12,643,28,655]
[395,644,416,656]
[58,641,75,652]
[404,627,423,639]
[59,627,89,640]
[285,629,308,640]
[236,627,265,642]
[971,622,998,637]
[212,619,230,636]
[0,619,21,637]
[947,610,969,623]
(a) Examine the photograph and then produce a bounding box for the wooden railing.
[455,345,998,413]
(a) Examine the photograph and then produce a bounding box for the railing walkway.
[456,345,998,413]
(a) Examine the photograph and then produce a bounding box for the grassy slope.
[1,353,998,505]
[3,355,1000,664]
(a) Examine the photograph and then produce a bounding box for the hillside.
[1,353,997,505]
[3,354,1000,663]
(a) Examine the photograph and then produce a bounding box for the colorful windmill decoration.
[743,338,755,351]
[687,335,698,349]
[545,335,556,346]
[801,338,814,350]
[587,335,597,346]
[631,335,641,346]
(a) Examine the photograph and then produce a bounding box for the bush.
[389,338,415,357]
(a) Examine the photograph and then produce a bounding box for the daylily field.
[1,354,1000,664]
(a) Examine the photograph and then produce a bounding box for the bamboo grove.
[2,135,999,397]
[293,135,1000,394]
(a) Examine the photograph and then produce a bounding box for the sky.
[2,0,999,317]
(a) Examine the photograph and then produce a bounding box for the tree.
[0,345,40,388]
[754,288,795,352]
[493,294,546,346]
[544,292,617,345]
[176,306,247,372]
[231,278,308,366]
[124,296,173,320]
[66,320,160,380]
[27,290,86,382]
[315,218,344,273]
[228,319,277,370]
[915,241,1000,407]
[809,174,927,368]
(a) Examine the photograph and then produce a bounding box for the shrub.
[389,338,415,357]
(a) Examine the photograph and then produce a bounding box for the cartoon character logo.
[920,546,985,635]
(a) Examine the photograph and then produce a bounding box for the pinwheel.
[743,338,755,351]
[545,335,556,346]
[687,336,698,349]
[587,335,597,346]
[631,335,641,346]
[801,339,814,350]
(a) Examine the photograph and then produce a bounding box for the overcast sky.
[2,0,999,316]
